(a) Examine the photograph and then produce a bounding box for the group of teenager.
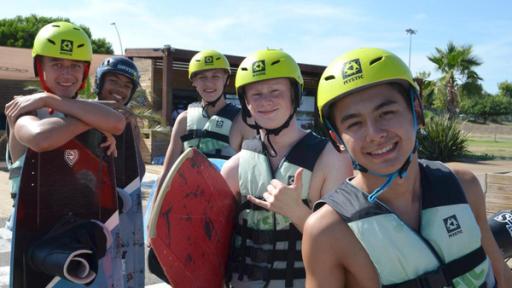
[5,21,512,287]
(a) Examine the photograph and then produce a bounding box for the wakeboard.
[114,124,145,287]
[10,129,120,288]
[148,148,235,287]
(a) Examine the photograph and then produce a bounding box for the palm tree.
[428,42,482,120]
[413,71,436,109]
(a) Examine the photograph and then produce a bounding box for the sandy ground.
[0,163,11,223]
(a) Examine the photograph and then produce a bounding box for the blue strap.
[368,173,398,203]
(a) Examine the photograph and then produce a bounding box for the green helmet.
[188,50,230,79]
[317,48,422,203]
[236,49,303,94]
[317,47,418,124]
[235,49,304,119]
[32,21,93,63]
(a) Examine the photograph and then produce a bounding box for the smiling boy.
[302,47,512,288]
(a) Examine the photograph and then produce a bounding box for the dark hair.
[389,82,412,110]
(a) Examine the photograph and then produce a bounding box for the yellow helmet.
[317,47,417,124]
[235,49,303,92]
[32,21,92,63]
[188,50,230,79]
[32,21,92,92]
[317,48,422,204]
[235,49,303,120]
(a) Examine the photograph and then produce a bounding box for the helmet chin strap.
[36,60,52,94]
[201,94,223,118]
[328,87,419,203]
[241,82,300,157]
[35,59,89,100]
[354,146,416,203]
[258,112,295,158]
[201,78,229,118]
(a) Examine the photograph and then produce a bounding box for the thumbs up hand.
[247,168,306,219]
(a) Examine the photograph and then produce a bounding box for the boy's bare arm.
[14,115,90,152]
[229,114,256,152]
[303,205,379,288]
[303,206,347,288]
[220,153,241,200]
[155,111,187,194]
[6,93,125,135]
[318,145,353,198]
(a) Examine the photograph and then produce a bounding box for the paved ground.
[0,160,511,287]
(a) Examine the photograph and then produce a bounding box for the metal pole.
[110,22,124,55]
[405,28,417,68]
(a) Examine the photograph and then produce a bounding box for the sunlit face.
[99,72,134,105]
[331,84,416,174]
[41,57,86,98]
[244,78,293,129]
[191,69,229,102]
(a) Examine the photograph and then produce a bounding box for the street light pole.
[110,22,124,55]
[405,28,417,68]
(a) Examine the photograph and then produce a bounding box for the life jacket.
[230,132,327,287]
[181,102,239,159]
[315,160,496,288]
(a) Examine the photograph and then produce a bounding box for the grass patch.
[466,137,512,159]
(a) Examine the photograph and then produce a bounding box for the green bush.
[418,115,468,162]
[460,95,512,123]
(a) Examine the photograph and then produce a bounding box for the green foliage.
[129,90,163,129]
[418,115,468,162]
[428,42,482,119]
[414,71,436,109]
[0,14,113,54]
[78,77,95,99]
[91,37,113,54]
[498,81,512,98]
[432,85,447,110]
[460,95,512,123]
[458,80,483,100]
[0,15,65,48]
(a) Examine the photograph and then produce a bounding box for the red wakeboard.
[148,148,236,287]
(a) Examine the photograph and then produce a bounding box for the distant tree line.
[0,14,113,54]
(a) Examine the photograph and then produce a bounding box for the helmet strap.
[200,77,229,117]
[325,113,418,203]
[36,59,90,100]
[36,59,52,93]
[79,63,90,91]
[242,84,299,157]
[257,111,295,158]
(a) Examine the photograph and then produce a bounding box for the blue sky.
[3,0,511,93]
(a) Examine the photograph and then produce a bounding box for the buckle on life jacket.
[417,267,451,288]
[386,267,451,288]
[8,166,22,180]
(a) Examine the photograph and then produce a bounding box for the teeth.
[371,144,394,155]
